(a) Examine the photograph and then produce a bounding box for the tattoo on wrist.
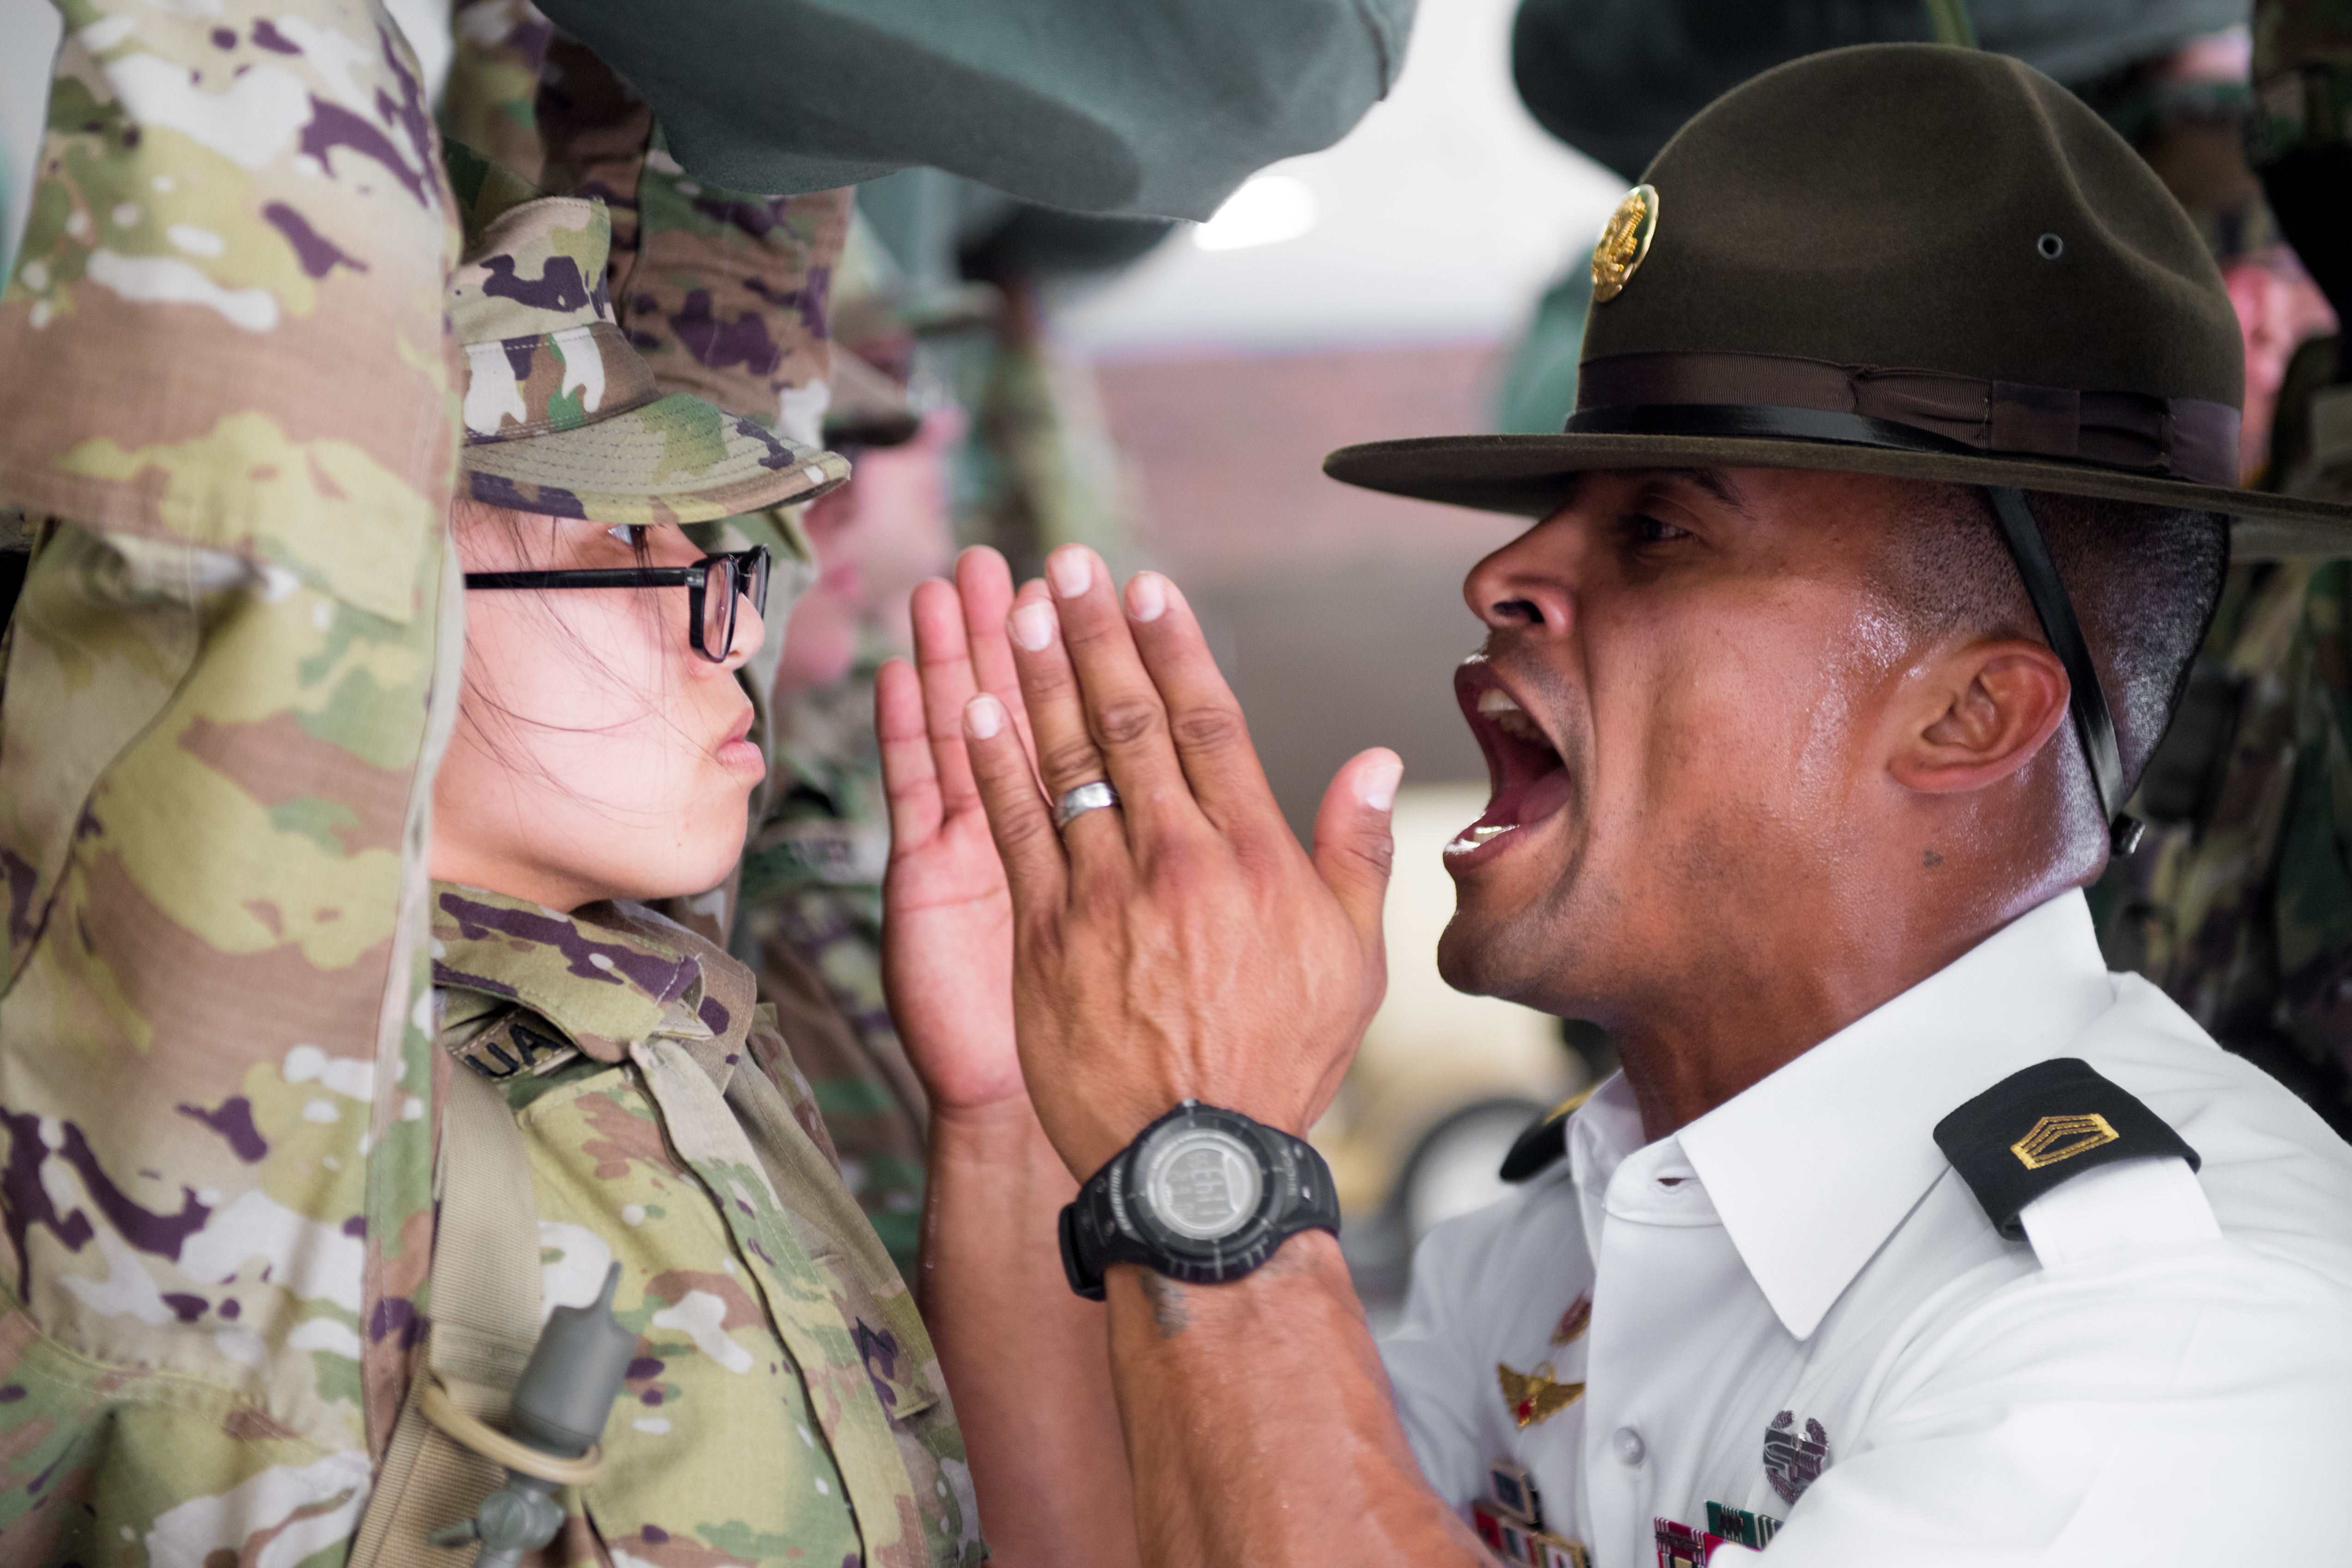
[1138,1272,1191,1338]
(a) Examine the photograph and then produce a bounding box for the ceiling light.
[1193,175,1319,253]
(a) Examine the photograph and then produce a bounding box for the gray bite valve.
[429,1261,636,1568]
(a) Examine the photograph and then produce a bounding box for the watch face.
[1137,1125,1265,1242]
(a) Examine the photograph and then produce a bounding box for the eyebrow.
[1660,467,1752,516]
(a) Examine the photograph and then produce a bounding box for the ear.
[1888,638,2072,796]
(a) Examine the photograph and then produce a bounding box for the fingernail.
[1361,758,1404,812]
[1048,548,1091,599]
[1010,602,1056,651]
[966,693,1005,740]
[1128,572,1167,622]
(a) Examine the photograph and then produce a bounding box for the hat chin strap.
[1981,486,2144,857]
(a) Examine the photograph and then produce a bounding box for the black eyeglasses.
[463,546,772,663]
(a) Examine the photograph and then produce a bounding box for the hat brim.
[464,393,849,525]
[1323,432,2352,561]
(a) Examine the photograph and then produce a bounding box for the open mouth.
[1448,666,1573,861]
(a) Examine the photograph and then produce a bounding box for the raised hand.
[877,547,1037,1113]
[957,544,1404,1180]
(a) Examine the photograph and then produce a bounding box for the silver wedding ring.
[1053,780,1122,832]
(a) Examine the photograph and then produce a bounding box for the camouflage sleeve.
[443,0,553,183]
[2275,562,2352,1080]
[0,1,459,1560]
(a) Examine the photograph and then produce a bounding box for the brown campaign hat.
[1324,43,2352,560]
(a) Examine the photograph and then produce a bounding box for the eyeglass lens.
[700,558,737,661]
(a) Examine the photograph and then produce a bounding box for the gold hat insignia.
[1499,1361,1585,1428]
[2011,1112,2120,1171]
[1591,184,1659,303]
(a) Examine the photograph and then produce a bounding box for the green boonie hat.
[531,0,1409,219]
[1325,43,2352,559]
[453,188,848,525]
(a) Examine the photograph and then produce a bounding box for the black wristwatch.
[1058,1100,1341,1301]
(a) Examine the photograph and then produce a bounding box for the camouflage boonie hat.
[454,186,850,523]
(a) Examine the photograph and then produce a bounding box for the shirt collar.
[1617,890,2116,1341]
[431,883,705,1054]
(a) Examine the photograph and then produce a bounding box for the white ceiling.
[1053,0,1627,358]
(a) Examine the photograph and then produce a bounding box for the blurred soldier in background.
[2089,0,2352,1138]
[737,252,964,1273]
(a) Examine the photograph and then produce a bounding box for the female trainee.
[408,179,983,1564]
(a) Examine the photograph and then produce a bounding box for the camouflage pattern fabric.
[536,37,848,450]
[443,0,553,184]
[432,885,983,1566]
[443,157,849,526]
[2097,558,2352,1136]
[0,0,457,581]
[738,652,930,1273]
[0,0,463,1559]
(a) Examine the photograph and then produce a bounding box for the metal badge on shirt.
[1498,1290,1592,1428]
[1762,1410,1830,1506]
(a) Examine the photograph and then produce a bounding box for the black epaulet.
[1498,1090,1596,1183]
[1931,1057,2200,1239]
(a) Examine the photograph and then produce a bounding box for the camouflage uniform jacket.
[738,656,930,1274]
[0,1,464,1560]
[2097,559,2352,1133]
[432,883,983,1566]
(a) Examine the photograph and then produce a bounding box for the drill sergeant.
[887,44,2352,1564]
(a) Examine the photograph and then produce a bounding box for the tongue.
[1471,762,1573,835]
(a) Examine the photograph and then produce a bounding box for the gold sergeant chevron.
[2010,1113,2121,1171]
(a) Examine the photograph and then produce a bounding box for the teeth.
[1444,822,1519,856]
[1476,687,1549,746]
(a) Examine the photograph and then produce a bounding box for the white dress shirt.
[1380,890,2352,1566]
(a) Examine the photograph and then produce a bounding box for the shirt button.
[1612,1426,1646,1465]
